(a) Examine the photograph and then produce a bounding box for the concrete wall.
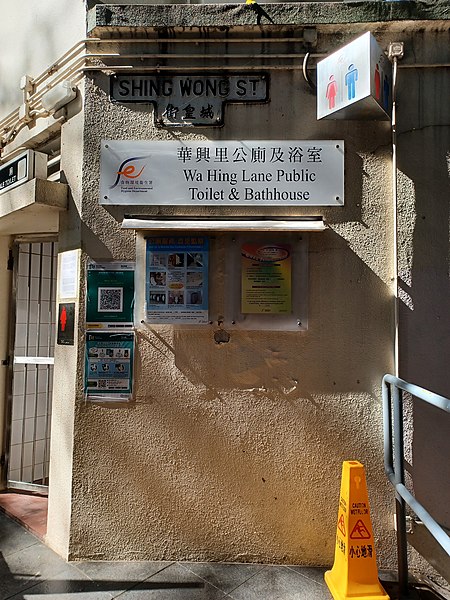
[395,27,450,536]
[1,0,448,581]
[46,103,86,558]
[60,20,399,567]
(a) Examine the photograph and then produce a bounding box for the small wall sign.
[57,302,75,345]
[0,150,47,195]
[241,243,292,314]
[145,236,209,324]
[317,32,392,120]
[110,73,268,127]
[86,261,135,329]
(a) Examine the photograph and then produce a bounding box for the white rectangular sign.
[100,140,344,207]
[58,249,80,300]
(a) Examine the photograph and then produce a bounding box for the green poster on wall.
[86,262,135,328]
[85,331,134,401]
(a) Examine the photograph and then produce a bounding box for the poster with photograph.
[241,243,292,314]
[86,262,135,328]
[85,331,134,401]
[146,237,209,324]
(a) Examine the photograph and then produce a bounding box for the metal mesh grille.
[8,242,57,490]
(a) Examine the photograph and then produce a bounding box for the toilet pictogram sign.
[57,302,75,346]
[317,32,392,121]
[350,519,371,540]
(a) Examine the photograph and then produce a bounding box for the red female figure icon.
[326,74,338,109]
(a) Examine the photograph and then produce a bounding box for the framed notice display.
[85,331,134,401]
[241,243,292,314]
[145,236,209,324]
[86,262,135,329]
[224,233,308,331]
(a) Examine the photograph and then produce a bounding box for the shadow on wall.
[71,219,395,562]
[168,228,392,397]
[71,378,391,564]
[73,227,393,563]
[72,68,396,563]
[396,67,450,530]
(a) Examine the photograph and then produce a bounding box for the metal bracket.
[303,27,317,48]
[18,75,34,124]
[388,42,404,60]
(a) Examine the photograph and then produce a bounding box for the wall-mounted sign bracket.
[122,217,326,232]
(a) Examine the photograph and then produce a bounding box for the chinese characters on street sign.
[110,74,268,127]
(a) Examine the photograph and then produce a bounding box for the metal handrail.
[382,374,450,598]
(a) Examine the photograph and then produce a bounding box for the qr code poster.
[98,287,123,313]
[84,331,134,401]
[86,262,134,328]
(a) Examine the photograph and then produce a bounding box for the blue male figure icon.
[345,63,358,100]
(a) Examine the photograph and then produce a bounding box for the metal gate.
[7,241,57,493]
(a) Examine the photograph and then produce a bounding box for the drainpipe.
[389,41,408,598]
[388,42,404,379]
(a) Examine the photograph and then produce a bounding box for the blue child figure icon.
[345,63,358,100]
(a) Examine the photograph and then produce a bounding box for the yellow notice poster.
[241,243,292,314]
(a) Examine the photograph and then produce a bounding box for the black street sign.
[110,73,269,127]
[0,152,30,194]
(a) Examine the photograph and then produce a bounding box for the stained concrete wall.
[2,0,448,580]
[61,17,399,566]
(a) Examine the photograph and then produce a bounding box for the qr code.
[98,380,108,388]
[98,287,123,312]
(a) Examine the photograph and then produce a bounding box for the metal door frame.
[3,237,58,494]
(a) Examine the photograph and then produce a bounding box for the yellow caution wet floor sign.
[325,461,390,600]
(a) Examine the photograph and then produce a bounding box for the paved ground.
[0,510,334,599]
[2,510,449,600]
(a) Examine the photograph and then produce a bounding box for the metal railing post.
[392,384,409,598]
[382,374,450,598]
